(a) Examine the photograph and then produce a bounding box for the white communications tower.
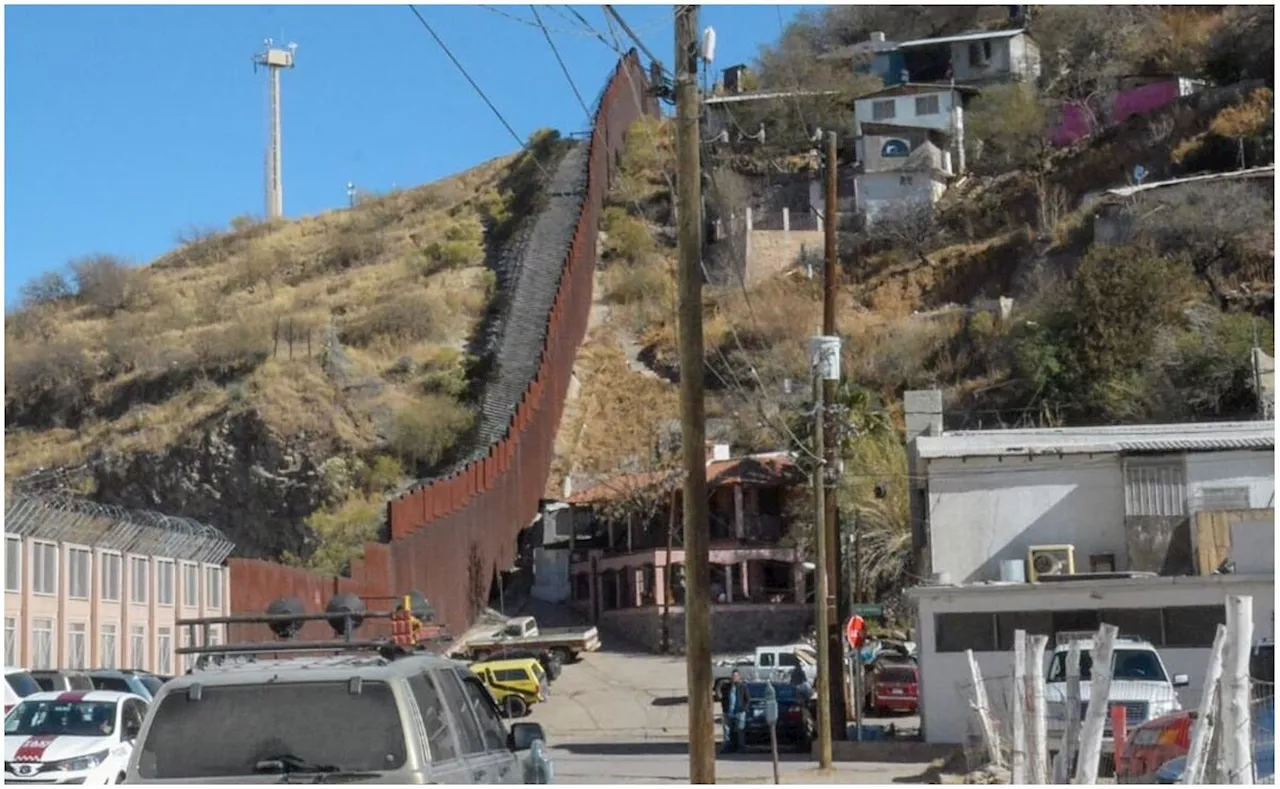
[253,39,297,220]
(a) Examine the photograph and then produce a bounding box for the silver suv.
[125,596,552,784]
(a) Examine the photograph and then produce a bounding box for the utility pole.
[821,129,848,741]
[675,5,714,784]
[811,335,837,769]
[254,39,297,220]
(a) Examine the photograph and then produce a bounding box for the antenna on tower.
[253,38,297,221]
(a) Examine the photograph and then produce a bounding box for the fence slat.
[1013,629,1028,784]
[1182,623,1229,784]
[1075,623,1118,785]
[1027,634,1049,784]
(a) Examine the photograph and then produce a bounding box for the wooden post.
[967,649,1004,768]
[1063,640,1083,781]
[1182,624,1228,784]
[674,6,714,783]
[1224,595,1255,785]
[811,364,833,767]
[1013,629,1028,784]
[1074,623,1118,785]
[1027,634,1049,784]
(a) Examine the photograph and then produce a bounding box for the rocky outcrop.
[89,408,332,559]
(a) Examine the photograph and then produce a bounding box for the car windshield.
[879,668,917,684]
[139,676,164,696]
[1047,648,1168,682]
[136,681,407,779]
[6,672,42,698]
[5,700,118,737]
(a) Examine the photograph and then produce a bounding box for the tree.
[68,254,137,315]
[1209,88,1274,170]
[1203,5,1275,85]
[866,199,946,267]
[1030,6,1158,102]
[19,271,72,308]
[965,83,1051,175]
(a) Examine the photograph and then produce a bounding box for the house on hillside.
[703,64,840,143]
[897,398,1276,744]
[1050,75,1208,147]
[894,29,1040,85]
[542,445,815,652]
[817,31,901,85]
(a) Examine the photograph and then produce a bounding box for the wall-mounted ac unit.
[1027,544,1076,582]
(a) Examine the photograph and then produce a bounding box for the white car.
[1044,635,1188,755]
[5,668,41,716]
[4,690,149,785]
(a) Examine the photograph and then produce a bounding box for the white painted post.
[1027,634,1049,784]
[967,649,1004,768]
[1013,630,1028,784]
[1181,623,1228,784]
[1224,595,1255,785]
[782,206,790,233]
[1074,623,1118,785]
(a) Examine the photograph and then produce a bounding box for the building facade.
[3,495,234,675]
[903,415,1275,745]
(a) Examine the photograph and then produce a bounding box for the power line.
[603,4,667,76]
[528,5,593,123]
[408,5,551,179]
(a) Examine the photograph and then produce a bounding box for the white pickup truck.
[712,645,817,699]
[455,616,602,664]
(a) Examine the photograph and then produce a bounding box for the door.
[460,675,520,783]
[408,672,471,784]
[433,669,518,783]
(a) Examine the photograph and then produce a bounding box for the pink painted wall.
[1048,80,1185,147]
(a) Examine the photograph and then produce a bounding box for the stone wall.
[598,603,812,654]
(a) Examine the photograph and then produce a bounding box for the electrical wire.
[407,5,553,180]
[602,4,668,77]
[528,5,593,124]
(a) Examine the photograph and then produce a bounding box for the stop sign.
[845,614,867,650]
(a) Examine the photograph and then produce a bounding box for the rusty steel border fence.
[228,51,659,639]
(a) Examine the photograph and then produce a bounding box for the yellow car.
[471,657,547,718]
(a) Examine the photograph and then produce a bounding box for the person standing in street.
[720,670,748,754]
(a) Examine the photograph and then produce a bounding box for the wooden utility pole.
[812,356,833,769]
[674,5,714,784]
[820,129,848,740]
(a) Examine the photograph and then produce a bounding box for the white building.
[4,495,234,675]
[904,418,1275,744]
[853,83,973,138]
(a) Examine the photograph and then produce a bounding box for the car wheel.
[504,696,529,718]
[116,774,127,785]
[552,647,574,665]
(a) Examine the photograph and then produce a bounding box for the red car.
[865,662,919,715]
[1115,710,1193,781]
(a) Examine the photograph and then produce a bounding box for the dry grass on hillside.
[5,156,520,479]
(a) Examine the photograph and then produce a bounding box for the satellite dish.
[701,27,716,64]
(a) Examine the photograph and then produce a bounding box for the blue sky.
[4,4,817,308]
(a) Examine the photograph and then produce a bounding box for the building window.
[1198,486,1251,511]
[182,563,199,607]
[5,535,20,593]
[100,623,118,670]
[899,175,915,186]
[935,612,997,652]
[101,553,122,602]
[157,560,175,606]
[130,624,146,670]
[67,622,87,669]
[206,566,224,610]
[969,40,992,66]
[4,617,16,666]
[32,618,54,670]
[915,94,940,115]
[68,547,91,600]
[157,627,172,675]
[995,611,1052,651]
[32,542,58,596]
[130,557,149,604]
[1163,605,1226,648]
[871,99,895,120]
[207,625,221,647]
[1124,459,1187,516]
[1100,608,1165,645]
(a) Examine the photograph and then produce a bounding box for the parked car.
[29,670,95,693]
[456,616,601,665]
[1152,697,1275,783]
[4,690,149,785]
[87,670,160,701]
[864,661,920,716]
[740,682,815,753]
[713,646,817,699]
[471,656,548,719]
[4,668,41,716]
[1045,635,1187,764]
[472,648,562,682]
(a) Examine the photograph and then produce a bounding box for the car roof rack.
[175,593,452,667]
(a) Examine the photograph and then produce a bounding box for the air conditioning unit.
[1027,544,1076,582]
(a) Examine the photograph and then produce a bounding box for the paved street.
[522,634,934,784]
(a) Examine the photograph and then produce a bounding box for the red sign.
[845,614,866,650]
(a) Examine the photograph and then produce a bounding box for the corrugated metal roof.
[917,421,1275,459]
[897,28,1028,48]
[704,89,839,106]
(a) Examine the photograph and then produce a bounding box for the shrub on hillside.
[362,454,405,494]
[421,216,485,275]
[68,254,141,315]
[389,396,474,471]
[293,494,383,576]
[965,84,1051,175]
[341,290,444,348]
[5,340,99,429]
[602,207,654,264]
[19,271,73,308]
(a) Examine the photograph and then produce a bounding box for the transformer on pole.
[253,39,297,220]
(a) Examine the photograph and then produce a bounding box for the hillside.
[5,138,565,565]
